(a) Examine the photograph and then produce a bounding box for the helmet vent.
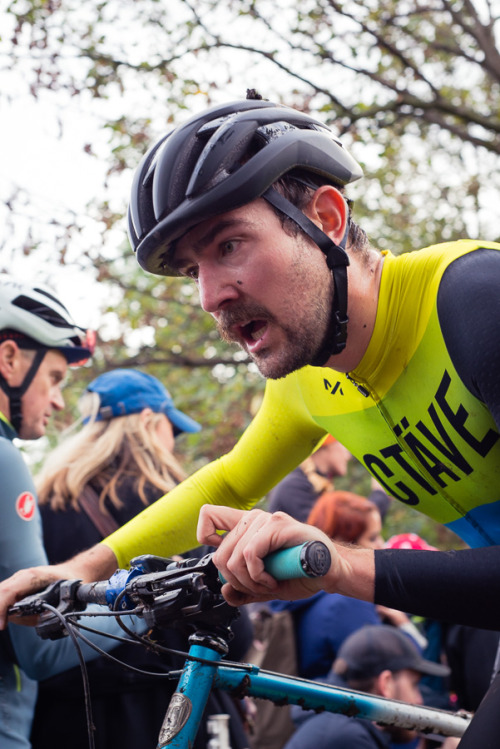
[33,287,70,313]
[12,295,73,329]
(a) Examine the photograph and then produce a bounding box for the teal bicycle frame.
[11,544,472,748]
[158,632,470,747]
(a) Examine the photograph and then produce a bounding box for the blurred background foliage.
[1,0,498,547]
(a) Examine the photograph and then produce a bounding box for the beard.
[216,294,333,380]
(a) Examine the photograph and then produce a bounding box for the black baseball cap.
[333,625,450,680]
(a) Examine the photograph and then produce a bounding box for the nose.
[51,386,65,411]
[197,264,240,314]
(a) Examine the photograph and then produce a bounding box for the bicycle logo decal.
[16,492,36,521]
[158,693,192,745]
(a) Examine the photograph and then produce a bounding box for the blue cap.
[84,368,201,436]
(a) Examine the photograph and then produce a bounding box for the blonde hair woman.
[36,368,200,561]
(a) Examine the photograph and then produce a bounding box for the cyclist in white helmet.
[0,276,143,749]
[0,276,93,436]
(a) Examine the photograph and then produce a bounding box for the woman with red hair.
[306,490,384,549]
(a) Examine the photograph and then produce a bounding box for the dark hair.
[307,490,376,543]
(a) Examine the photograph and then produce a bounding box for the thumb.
[196,505,247,547]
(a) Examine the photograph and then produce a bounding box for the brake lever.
[128,553,218,579]
[9,580,69,618]
[115,553,234,633]
[36,580,88,640]
[8,579,86,640]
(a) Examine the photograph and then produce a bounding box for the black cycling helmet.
[128,96,363,360]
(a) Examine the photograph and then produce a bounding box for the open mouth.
[239,319,268,345]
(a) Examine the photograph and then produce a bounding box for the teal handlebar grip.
[219,540,331,584]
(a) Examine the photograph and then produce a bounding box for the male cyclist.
[1,96,499,747]
[0,276,142,748]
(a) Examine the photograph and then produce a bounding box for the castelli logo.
[16,492,36,521]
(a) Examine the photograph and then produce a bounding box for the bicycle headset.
[128,97,363,362]
[0,276,93,433]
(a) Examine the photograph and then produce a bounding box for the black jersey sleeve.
[374,545,500,629]
[437,248,500,430]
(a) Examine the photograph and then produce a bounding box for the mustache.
[216,303,275,339]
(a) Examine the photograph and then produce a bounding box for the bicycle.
[10,542,472,748]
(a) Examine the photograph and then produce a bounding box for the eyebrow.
[50,368,66,379]
[172,218,251,268]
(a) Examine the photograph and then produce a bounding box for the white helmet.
[0,276,92,363]
[0,276,93,433]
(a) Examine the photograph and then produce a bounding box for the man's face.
[18,350,67,440]
[174,199,333,379]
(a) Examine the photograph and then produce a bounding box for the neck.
[324,248,383,373]
[0,393,10,425]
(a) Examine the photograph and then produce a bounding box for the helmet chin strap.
[263,187,349,364]
[0,349,47,434]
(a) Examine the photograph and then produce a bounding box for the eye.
[221,240,237,255]
[183,265,199,281]
[51,373,67,388]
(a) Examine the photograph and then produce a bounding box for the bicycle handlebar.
[7,542,472,743]
[75,580,110,606]
[9,541,331,632]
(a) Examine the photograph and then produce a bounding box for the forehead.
[174,198,273,256]
[364,509,381,531]
[38,349,68,372]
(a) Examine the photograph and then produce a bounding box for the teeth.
[250,322,266,341]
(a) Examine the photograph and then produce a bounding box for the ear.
[374,669,396,699]
[305,186,348,245]
[139,407,154,423]
[0,340,22,383]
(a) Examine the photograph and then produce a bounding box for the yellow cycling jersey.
[105,239,500,567]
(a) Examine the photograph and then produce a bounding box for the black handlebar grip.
[76,581,109,605]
